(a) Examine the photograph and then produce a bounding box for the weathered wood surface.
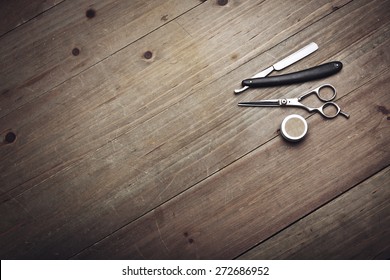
[0,0,389,259]
[0,0,64,37]
[74,70,390,259]
[239,167,390,260]
[0,0,201,118]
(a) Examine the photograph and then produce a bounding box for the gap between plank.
[0,0,211,203]
[222,0,353,78]
[233,163,390,260]
[0,1,67,39]
[1,0,354,200]
[0,0,207,122]
[69,66,390,259]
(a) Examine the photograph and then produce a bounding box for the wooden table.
[0,0,389,259]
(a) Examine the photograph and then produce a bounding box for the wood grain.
[1,0,365,201]
[2,0,385,199]
[0,0,389,260]
[238,166,390,260]
[0,0,64,37]
[0,0,201,118]
[74,70,390,259]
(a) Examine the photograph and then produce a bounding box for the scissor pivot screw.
[280,99,287,105]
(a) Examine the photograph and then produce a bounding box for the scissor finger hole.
[318,85,336,101]
[322,102,339,118]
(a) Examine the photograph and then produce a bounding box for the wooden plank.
[75,70,390,259]
[238,167,390,260]
[2,48,388,256]
[0,0,201,118]
[1,0,378,199]
[0,0,359,198]
[0,0,389,259]
[0,0,352,120]
[0,0,64,37]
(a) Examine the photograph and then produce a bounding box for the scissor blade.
[238,100,280,107]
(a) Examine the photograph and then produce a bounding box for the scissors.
[238,84,350,119]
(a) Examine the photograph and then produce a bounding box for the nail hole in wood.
[86,8,96,19]
[230,53,238,60]
[143,51,153,59]
[5,132,16,144]
[218,0,228,6]
[72,48,80,56]
[377,105,389,115]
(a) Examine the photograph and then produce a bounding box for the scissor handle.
[299,84,337,102]
[317,102,350,119]
[315,84,337,102]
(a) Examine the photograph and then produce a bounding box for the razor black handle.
[242,61,343,87]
